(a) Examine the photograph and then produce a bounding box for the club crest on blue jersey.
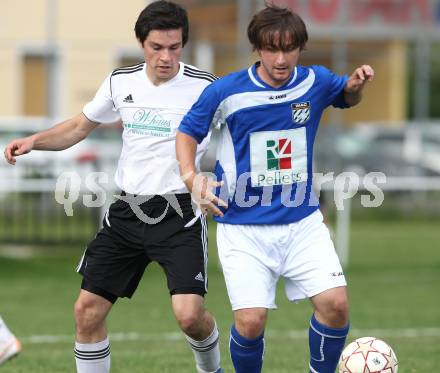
[291,101,311,125]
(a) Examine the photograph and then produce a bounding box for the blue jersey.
[179,63,349,225]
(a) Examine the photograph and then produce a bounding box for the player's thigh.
[217,223,279,310]
[74,289,114,323]
[171,293,205,320]
[283,210,346,302]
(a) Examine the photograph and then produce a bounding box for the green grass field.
[1,218,439,372]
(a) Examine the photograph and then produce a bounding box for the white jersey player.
[4,1,223,372]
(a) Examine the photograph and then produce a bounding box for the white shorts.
[216,210,346,310]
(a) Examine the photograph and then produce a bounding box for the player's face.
[257,40,301,88]
[141,29,183,85]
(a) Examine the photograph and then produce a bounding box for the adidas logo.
[123,94,134,103]
[194,272,204,282]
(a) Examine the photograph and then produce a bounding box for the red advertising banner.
[272,0,440,38]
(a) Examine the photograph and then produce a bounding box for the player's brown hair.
[135,1,189,46]
[247,4,308,52]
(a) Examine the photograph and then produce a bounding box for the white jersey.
[83,62,216,195]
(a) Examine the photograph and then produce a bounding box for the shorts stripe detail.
[184,214,199,228]
[104,209,110,227]
[200,215,208,292]
[75,250,86,273]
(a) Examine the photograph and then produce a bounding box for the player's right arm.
[4,113,98,165]
[5,70,120,166]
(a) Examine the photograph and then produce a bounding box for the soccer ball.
[338,337,398,373]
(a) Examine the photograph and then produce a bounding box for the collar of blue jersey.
[248,61,298,90]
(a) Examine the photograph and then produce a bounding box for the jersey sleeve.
[317,66,349,109]
[82,74,121,124]
[178,83,222,144]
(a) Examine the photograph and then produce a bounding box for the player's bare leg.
[172,294,222,373]
[311,286,349,327]
[308,286,350,373]
[229,307,268,373]
[74,290,113,373]
[234,308,267,339]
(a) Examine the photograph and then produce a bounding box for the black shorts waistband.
[119,191,192,207]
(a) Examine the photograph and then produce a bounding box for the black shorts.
[76,193,208,302]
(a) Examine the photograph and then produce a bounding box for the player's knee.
[235,312,266,339]
[326,296,349,326]
[74,299,103,334]
[175,311,202,335]
[172,294,207,335]
[332,295,349,315]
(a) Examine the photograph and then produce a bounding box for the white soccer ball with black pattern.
[338,336,398,373]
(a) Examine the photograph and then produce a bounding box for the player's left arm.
[343,65,374,107]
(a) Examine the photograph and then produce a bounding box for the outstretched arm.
[176,130,198,185]
[176,130,226,217]
[344,65,374,107]
[4,113,98,165]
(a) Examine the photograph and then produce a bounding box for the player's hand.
[345,65,374,93]
[191,173,227,217]
[4,137,35,165]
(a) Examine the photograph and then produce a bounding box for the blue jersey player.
[177,5,373,373]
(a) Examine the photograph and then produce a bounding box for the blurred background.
[0,1,439,372]
[1,0,440,244]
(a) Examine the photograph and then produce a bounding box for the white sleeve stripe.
[113,62,144,73]
[82,112,101,125]
[216,69,315,120]
[184,66,217,80]
[112,67,143,76]
[183,71,216,83]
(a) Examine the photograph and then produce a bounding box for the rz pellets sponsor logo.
[266,138,291,170]
[256,170,303,186]
[250,128,308,187]
[256,138,303,186]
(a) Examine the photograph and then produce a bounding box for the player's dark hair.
[134,0,189,46]
[247,4,308,52]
